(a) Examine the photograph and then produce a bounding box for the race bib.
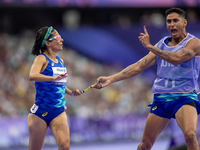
[52,67,67,84]
[30,104,39,113]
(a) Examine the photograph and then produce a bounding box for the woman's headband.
[41,26,53,47]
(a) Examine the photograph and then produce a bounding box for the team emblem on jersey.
[51,62,54,66]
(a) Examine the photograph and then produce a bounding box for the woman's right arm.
[29,55,55,81]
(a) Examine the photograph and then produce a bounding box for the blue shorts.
[30,104,65,126]
[149,91,200,119]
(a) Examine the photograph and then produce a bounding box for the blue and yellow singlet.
[34,53,67,109]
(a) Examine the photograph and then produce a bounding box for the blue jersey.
[34,53,67,109]
[152,33,200,93]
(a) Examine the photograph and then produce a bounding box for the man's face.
[166,12,187,39]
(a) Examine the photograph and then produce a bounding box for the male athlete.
[92,8,200,150]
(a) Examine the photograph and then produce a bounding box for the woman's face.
[47,30,64,51]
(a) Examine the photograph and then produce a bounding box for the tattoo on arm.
[150,45,174,60]
[181,48,191,55]
[150,46,192,60]
[113,56,148,81]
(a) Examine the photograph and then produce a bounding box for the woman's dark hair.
[31,26,55,56]
[165,7,186,19]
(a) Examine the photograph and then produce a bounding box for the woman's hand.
[54,73,68,81]
[71,89,82,96]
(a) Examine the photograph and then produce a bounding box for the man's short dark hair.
[165,7,186,19]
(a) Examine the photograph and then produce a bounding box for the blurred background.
[0,0,200,150]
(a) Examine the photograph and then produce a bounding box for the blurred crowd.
[0,30,154,118]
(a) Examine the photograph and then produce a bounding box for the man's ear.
[183,19,187,27]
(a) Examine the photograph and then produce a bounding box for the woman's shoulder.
[34,54,47,63]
